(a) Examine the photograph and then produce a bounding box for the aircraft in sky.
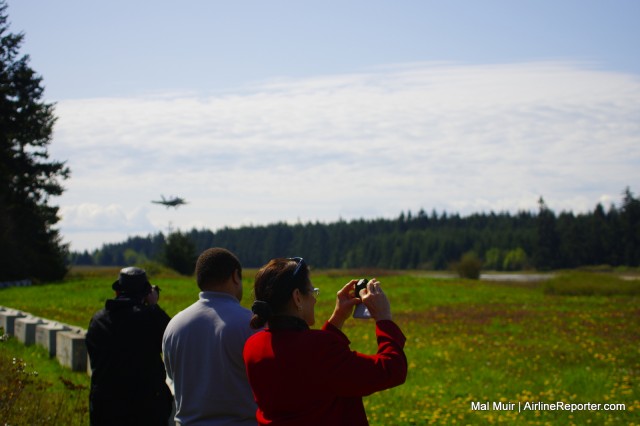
[151,195,187,208]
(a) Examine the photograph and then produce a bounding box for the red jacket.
[243,316,407,426]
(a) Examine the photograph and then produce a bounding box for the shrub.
[453,252,483,280]
[0,332,89,425]
[138,260,180,278]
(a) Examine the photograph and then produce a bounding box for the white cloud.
[49,61,640,251]
[60,204,154,232]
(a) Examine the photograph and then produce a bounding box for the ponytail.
[250,300,272,329]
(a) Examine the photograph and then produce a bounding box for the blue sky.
[7,1,640,252]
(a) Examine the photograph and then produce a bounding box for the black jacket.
[86,297,172,425]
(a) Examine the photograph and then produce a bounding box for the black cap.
[112,267,151,297]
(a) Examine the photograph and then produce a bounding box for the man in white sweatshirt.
[163,248,258,425]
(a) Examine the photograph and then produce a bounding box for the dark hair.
[250,258,310,329]
[195,248,242,291]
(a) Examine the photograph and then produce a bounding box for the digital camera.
[353,278,372,319]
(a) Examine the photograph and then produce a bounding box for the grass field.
[1,268,639,425]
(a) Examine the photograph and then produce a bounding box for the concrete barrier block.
[0,310,26,335]
[14,316,45,345]
[36,322,70,357]
[56,330,88,371]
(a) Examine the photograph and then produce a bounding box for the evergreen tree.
[0,1,70,281]
[584,203,609,265]
[620,187,640,265]
[162,231,196,275]
[534,197,560,270]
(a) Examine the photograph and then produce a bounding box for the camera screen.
[354,278,368,299]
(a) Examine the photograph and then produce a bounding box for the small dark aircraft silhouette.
[151,195,187,208]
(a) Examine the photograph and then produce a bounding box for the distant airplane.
[151,195,187,208]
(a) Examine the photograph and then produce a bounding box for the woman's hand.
[359,278,392,322]
[328,280,360,329]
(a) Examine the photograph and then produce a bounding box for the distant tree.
[620,187,640,265]
[162,231,196,275]
[587,203,610,265]
[123,248,147,266]
[556,211,581,267]
[0,1,70,281]
[502,247,529,271]
[68,250,94,266]
[453,251,482,280]
[534,197,559,270]
[484,248,504,271]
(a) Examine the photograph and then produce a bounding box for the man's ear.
[233,269,242,285]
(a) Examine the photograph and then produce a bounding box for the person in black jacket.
[86,267,172,426]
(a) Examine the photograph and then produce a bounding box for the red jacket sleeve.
[316,319,407,397]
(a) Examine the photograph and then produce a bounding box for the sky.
[7,0,640,252]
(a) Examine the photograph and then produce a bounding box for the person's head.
[112,267,152,300]
[250,257,317,329]
[195,248,243,300]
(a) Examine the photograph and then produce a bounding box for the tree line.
[70,188,640,273]
[2,1,637,282]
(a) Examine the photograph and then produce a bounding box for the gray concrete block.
[0,310,26,335]
[14,316,45,345]
[56,330,87,371]
[36,322,70,357]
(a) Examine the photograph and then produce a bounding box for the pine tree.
[162,231,196,275]
[620,187,640,265]
[0,1,70,281]
[534,197,560,270]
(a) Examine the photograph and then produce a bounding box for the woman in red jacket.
[243,257,407,426]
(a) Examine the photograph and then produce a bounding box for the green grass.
[543,271,640,296]
[1,268,639,425]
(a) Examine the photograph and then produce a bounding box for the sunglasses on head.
[288,257,306,277]
[287,257,319,298]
